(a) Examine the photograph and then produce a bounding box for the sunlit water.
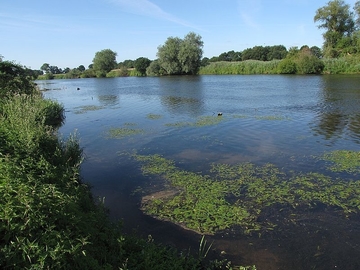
[39,75,360,270]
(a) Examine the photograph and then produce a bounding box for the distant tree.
[217,51,242,61]
[314,0,356,57]
[278,59,297,74]
[88,64,93,69]
[201,57,210,66]
[267,45,288,60]
[310,46,323,58]
[49,66,62,74]
[92,49,117,77]
[119,60,135,68]
[134,57,151,76]
[0,54,3,62]
[40,63,50,74]
[78,65,85,72]
[63,67,70,73]
[146,60,164,76]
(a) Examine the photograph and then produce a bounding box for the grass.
[131,153,360,236]
[166,115,226,128]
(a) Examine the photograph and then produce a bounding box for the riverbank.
[36,56,360,80]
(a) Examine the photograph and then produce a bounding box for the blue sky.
[1,0,357,70]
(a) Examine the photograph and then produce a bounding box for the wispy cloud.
[237,0,262,30]
[107,0,201,30]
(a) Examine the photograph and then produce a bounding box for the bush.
[278,59,297,74]
[297,55,324,74]
[0,61,39,97]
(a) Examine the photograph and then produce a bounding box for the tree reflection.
[97,95,119,106]
[311,76,360,144]
[159,76,205,116]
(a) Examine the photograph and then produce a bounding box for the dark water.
[39,75,360,270]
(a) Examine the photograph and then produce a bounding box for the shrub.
[278,59,297,74]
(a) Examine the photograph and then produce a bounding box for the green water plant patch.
[131,154,360,235]
[73,105,104,114]
[165,115,226,128]
[320,150,360,173]
[147,113,163,120]
[105,127,144,139]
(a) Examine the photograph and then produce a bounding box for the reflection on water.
[311,75,360,144]
[38,75,360,270]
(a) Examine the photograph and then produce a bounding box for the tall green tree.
[178,32,203,75]
[157,37,182,75]
[156,32,203,75]
[314,0,356,57]
[92,49,117,77]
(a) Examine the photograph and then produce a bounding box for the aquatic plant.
[147,113,163,120]
[165,115,226,128]
[320,150,360,173]
[105,127,144,139]
[73,105,104,114]
[131,153,360,235]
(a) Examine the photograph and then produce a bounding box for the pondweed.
[131,153,360,235]
[320,150,360,173]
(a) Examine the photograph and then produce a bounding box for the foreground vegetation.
[1,61,255,269]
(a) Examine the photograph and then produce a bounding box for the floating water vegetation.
[165,115,226,128]
[106,127,144,139]
[147,113,163,120]
[255,115,289,121]
[320,150,360,173]
[130,153,360,235]
[73,105,104,114]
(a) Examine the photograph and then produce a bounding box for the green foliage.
[199,60,280,75]
[106,67,129,77]
[277,59,297,74]
[0,61,39,97]
[92,49,117,77]
[323,54,360,73]
[297,55,325,74]
[134,57,151,76]
[241,45,287,61]
[314,0,357,57]
[156,32,203,75]
[132,153,360,235]
[320,150,360,173]
[146,60,164,76]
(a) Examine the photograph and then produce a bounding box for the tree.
[156,32,203,75]
[157,36,182,75]
[92,49,117,77]
[314,0,356,57]
[40,63,50,74]
[78,65,85,72]
[178,32,203,74]
[134,57,151,76]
